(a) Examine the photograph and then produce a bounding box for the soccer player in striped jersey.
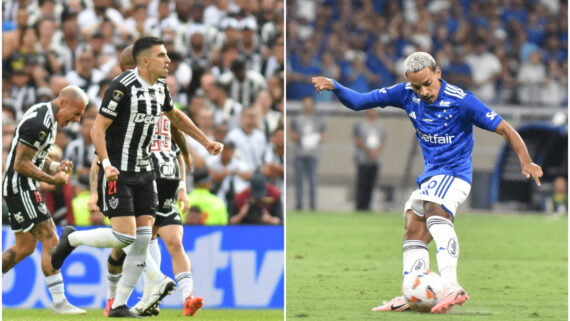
[92,44,203,317]
[312,52,543,314]
[51,36,223,317]
[2,85,88,314]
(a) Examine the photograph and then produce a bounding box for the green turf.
[1,309,284,320]
[286,211,567,320]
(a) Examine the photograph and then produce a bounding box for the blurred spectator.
[353,109,386,211]
[262,127,284,194]
[345,51,379,93]
[9,67,36,120]
[465,40,502,103]
[286,41,321,100]
[231,173,282,225]
[186,205,205,225]
[226,107,267,171]
[546,176,567,214]
[256,89,282,140]
[207,141,252,212]
[517,50,546,105]
[205,81,243,129]
[541,59,568,107]
[185,168,228,225]
[66,49,104,103]
[442,48,473,91]
[63,105,97,194]
[219,58,267,109]
[289,96,326,210]
[166,75,188,110]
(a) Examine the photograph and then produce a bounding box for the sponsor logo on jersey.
[160,164,175,177]
[101,107,117,117]
[378,88,387,94]
[417,130,455,144]
[112,90,124,102]
[134,113,160,124]
[409,111,417,119]
[439,100,451,107]
[109,196,119,209]
[486,111,497,120]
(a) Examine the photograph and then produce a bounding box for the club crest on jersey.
[109,196,119,209]
[112,90,124,102]
[38,131,47,142]
[412,97,420,104]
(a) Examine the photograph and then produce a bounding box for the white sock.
[143,248,164,286]
[175,272,193,302]
[107,273,122,299]
[46,273,66,304]
[69,228,135,248]
[112,226,152,308]
[426,216,459,289]
[149,238,161,267]
[402,240,429,275]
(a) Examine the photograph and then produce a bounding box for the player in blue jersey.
[312,52,543,314]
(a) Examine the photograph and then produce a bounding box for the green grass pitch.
[286,211,567,320]
[1,309,284,320]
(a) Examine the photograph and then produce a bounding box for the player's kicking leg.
[424,202,469,314]
[372,210,430,312]
[159,224,203,316]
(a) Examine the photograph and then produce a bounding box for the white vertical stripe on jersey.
[21,189,37,219]
[121,86,139,171]
[135,87,152,173]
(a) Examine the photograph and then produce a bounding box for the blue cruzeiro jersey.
[332,79,503,185]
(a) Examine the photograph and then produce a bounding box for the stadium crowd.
[287,0,568,107]
[2,0,284,226]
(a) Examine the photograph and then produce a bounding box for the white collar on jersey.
[133,67,159,88]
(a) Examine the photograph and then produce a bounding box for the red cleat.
[184,296,204,316]
[104,298,114,316]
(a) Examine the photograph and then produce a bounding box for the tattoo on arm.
[2,249,17,273]
[14,143,54,184]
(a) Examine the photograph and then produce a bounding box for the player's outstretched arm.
[165,108,224,155]
[495,120,543,186]
[91,114,120,181]
[14,143,68,185]
[312,76,384,111]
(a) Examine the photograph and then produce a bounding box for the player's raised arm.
[495,120,543,186]
[164,108,224,155]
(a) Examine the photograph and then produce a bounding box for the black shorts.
[4,190,52,233]
[154,179,182,227]
[100,170,157,218]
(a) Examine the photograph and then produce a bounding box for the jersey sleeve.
[162,84,174,113]
[18,117,49,150]
[99,78,129,120]
[332,80,406,111]
[462,93,503,132]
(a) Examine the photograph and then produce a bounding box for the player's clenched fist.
[58,159,74,174]
[312,77,335,94]
[104,165,120,182]
[206,141,224,155]
[52,171,69,185]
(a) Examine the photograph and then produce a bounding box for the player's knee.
[164,237,184,254]
[111,230,136,248]
[108,249,126,267]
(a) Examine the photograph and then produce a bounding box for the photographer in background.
[230,172,282,225]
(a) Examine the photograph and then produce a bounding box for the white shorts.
[404,174,471,218]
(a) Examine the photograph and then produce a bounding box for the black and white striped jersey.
[3,102,57,197]
[99,68,174,173]
[150,114,180,181]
